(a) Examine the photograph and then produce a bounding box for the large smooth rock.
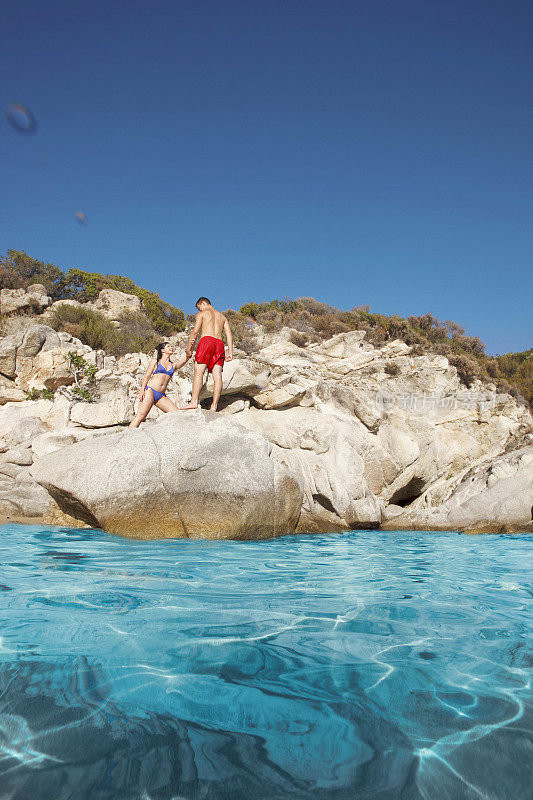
[31,430,83,459]
[235,406,380,532]
[20,324,61,356]
[253,381,307,410]
[199,357,271,401]
[70,397,134,427]
[1,325,64,388]
[4,447,33,466]
[91,289,141,320]
[0,479,52,517]
[31,411,303,539]
[1,414,47,446]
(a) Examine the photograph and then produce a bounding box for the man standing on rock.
[180,297,233,411]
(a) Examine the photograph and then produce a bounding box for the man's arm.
[223,317,233,361]
[186,312,203,358]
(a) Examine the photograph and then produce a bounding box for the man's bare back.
[196,306,227,341]
[181,297,233,412]
[185,300,233,358]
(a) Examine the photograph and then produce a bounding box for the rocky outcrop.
[382,442,533,532]
[194,331,531,532]
[0,323,99,400]
[1,312,531,535]
[0,284,51,315]
[31,412,302,539]
[0,375,26,404]
[233,406,384,532]
[88,288,141,320]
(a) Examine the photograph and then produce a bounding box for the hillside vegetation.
[1,250,530,404]
[227,298,532,405]
[495,349,533,406]
[48,304,161,358]
[0,250,184,335]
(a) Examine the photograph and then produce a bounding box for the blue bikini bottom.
[148,386,166,402]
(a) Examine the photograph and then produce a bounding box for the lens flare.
[5,103,37,134]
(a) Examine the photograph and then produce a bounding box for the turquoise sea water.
[0,524,531,800]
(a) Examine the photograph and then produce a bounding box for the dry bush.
[448,354,481,387]
[223,309,260,354]
[261,318,278,332]
[228,294,531,403]
[485,358,500,379]
[384,362,401,376]
[297,297,336,316]
[289,330,310,348]
[312,314,348,339]
[237,336,260,355]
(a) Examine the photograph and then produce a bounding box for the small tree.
[63,351,97,401]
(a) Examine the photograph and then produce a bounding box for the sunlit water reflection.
[0,524,531,799]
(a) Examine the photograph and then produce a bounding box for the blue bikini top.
[153,360,174,377]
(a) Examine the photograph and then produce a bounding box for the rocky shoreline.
[1,287,532,538]
[2,512,530,535]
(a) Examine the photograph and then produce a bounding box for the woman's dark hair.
[156,342,170,360]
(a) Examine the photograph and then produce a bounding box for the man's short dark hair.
[196,297,211,307]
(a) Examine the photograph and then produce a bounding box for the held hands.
[174,351,189,370]
[227,353,233,362]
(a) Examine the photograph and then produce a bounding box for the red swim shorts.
[195,336,225,371]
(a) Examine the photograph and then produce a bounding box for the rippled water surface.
[0,525,531,800]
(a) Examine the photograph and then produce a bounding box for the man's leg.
[181,362,207,409]
[211,364,223,411]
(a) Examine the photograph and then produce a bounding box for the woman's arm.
[172,351,189,370]
[138,358,156,399]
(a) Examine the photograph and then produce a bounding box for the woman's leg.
[155,395,180,413]
[129,390,155,428]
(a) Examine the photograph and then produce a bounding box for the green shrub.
[0,250,65,299]
[112,311,161,356]
[50,304,116,350]
[61,268,185,334]
[0,250,185,334]
[49,305,161,357]
[64,351,98,402]
[496,349,532,405]
[25,387,55,401]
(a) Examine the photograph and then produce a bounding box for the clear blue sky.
[2,0,531,354]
